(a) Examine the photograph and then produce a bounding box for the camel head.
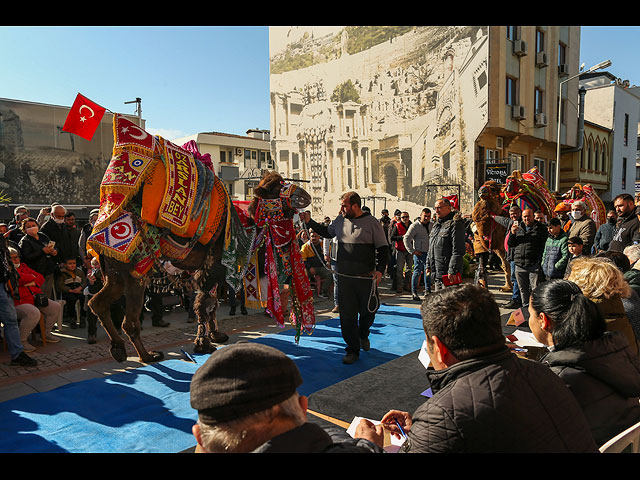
[478,180,501,201]
[248,171,311,220]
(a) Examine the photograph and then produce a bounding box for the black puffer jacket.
[541,331,640,447]
[401,348,597,453]
[507,220,548,269]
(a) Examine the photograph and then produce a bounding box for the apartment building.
[575,72,640,202]
[477,26,582,194]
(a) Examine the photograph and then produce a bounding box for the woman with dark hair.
[529,279,640,446]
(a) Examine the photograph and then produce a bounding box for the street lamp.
[555,59,611,193]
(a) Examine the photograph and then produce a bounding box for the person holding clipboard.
[426,198,466,291]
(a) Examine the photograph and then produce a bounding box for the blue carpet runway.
[0,304,425,453]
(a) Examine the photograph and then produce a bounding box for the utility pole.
[124,98,142,126]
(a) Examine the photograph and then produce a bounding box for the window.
[558,43,567,65]
[508,152,524,172]
[534,158,546,178]
[622,157,627,189]
[506,26,518,41]
[506,76,517,106]
[291,153,299,170]
[536,29,545,53]
[548,159,557,191]
[624,113,629,146]
[534,88,544,115]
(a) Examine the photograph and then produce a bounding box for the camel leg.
[88,272,129,362]
[120,275,164,363]
[193,291,217,354]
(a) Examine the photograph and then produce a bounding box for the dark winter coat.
[400,347,598,453]
[609,209,640,252]
[427,210,466,279]
[507,220,548,270]
[541,331,640,447]
[17,232,58,277]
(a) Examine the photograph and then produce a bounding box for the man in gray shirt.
[302,191,390,364]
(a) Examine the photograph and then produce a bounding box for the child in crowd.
[541,217,570,280]
[563,236,584,279]
[55,257,86,329]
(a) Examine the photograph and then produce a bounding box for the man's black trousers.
[337,274,379,355]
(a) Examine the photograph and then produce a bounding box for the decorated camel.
[472,167,557,290]
[86,114,312,363]
[472,180,510,290]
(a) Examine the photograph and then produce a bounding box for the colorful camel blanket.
[239,196,315,343]
[87,114,230,278]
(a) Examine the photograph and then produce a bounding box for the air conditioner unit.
[536,51,548,68]
[535,113,547,127]
[558,64,570,77]
[511,105,526,120]
[513,40,528,56]
[496,137,504,149]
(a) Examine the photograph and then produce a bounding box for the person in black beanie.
[189,342,383,453]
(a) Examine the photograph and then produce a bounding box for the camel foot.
[210,330,229,344]
[139,350,164,363]
[194,338,217,354]
[110,343,128,363]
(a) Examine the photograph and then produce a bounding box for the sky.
[1,25,639,142]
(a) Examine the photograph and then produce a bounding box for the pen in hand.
[393,419,408,440]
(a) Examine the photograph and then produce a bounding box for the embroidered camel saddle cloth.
[88,114,227,269]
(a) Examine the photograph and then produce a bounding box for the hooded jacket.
[541,331,640,446]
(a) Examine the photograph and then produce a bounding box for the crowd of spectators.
[0,202,195,366]
[4,189,640,452]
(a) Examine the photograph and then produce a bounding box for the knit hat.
[554,202,570,212]
[190,342,303,425]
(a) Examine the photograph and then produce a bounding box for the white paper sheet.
[346,416,406,453]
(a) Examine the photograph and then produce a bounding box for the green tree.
[331,80,360,103]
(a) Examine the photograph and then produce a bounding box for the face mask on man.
[572,210,583,220]
[608,217,616,224]
[26,226,38,236]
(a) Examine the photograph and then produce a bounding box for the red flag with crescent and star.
[62,93,107,141]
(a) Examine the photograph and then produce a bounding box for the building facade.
[577,73,640,202]
[268,26,585,217]
[0,97,142,220]
[478,26,582,195]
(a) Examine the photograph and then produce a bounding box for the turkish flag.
[444,194,459,210]
[62,93,107,141]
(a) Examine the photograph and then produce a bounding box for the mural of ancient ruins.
[269,26,489,217]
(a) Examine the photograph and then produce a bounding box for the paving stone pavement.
[0,271,518,403]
